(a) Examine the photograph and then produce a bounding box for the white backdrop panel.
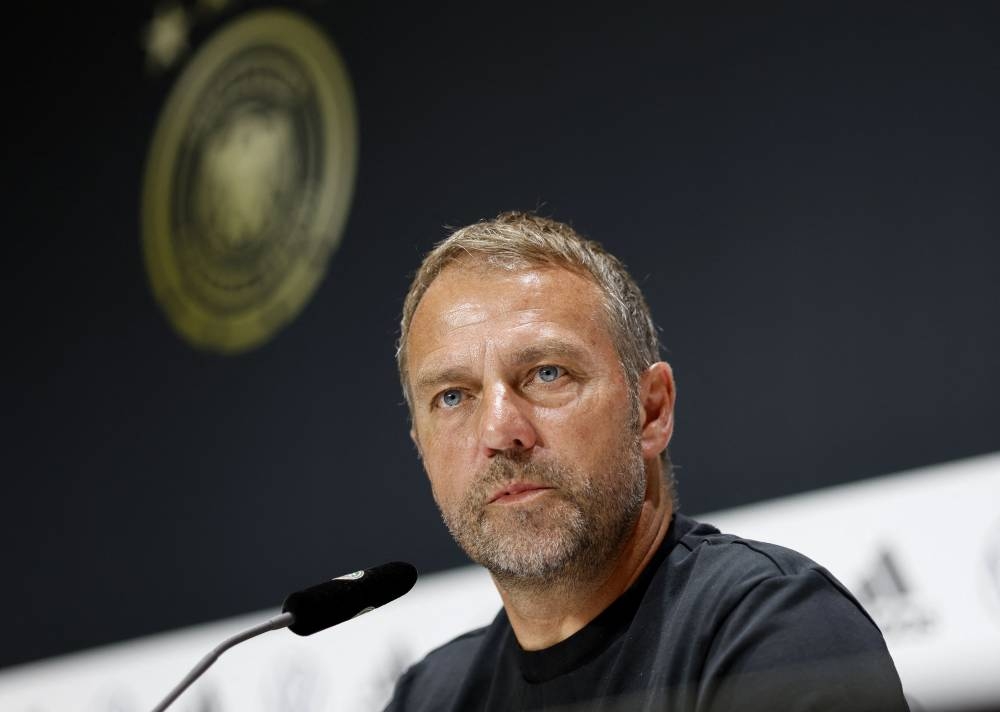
[1,453,998,711]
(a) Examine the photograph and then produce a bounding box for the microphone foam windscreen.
[282,561,418,636]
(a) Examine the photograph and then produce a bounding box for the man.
[386,212,908,711]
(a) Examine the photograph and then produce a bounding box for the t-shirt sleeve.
[697,568,909,712]
[381,628,491,712]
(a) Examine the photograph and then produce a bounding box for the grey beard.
[438,441,646,588]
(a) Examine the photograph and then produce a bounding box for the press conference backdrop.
[5,0,999,706]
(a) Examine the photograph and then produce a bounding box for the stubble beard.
[435,434,647,590]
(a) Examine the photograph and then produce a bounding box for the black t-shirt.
[385,513,909,712]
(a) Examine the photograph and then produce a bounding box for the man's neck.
[493,480,674,651]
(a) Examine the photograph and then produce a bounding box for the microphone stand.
[150,612,294,712]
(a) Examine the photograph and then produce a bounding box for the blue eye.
[439,389,464,408]
[537,365,563,383]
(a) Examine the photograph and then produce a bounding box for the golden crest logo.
[142,8,357,353]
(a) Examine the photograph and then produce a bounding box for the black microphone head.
[281,561,418,636]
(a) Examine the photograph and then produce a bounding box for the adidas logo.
[855,547,934,638]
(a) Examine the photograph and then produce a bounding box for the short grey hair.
[397,211,661,402]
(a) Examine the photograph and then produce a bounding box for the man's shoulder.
[667,514,893,660]
[660,513,883,638]
[674,513,822,573]
[672,514,860,596]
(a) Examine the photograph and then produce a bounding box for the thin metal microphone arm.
[150,611,295,712]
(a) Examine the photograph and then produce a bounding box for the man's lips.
[488,482,554,504]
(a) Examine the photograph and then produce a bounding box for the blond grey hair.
[397,211,661,400]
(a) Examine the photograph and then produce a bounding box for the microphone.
[283,561,418,635]
[150,561,418,712]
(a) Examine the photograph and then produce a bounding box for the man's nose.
[478,383,538,456]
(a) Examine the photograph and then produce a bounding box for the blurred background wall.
[5,0,999,683]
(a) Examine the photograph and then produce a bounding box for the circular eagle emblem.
[142,9,357,353]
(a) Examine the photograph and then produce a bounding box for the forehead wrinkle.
[435,301,490,333]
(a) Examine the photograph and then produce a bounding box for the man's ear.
[638,361,675,461]
[409,428,423,460]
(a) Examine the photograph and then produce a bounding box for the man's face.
[405,262,647,584]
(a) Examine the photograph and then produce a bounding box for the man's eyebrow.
[414,367,475,394]
[509,339,588,367]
